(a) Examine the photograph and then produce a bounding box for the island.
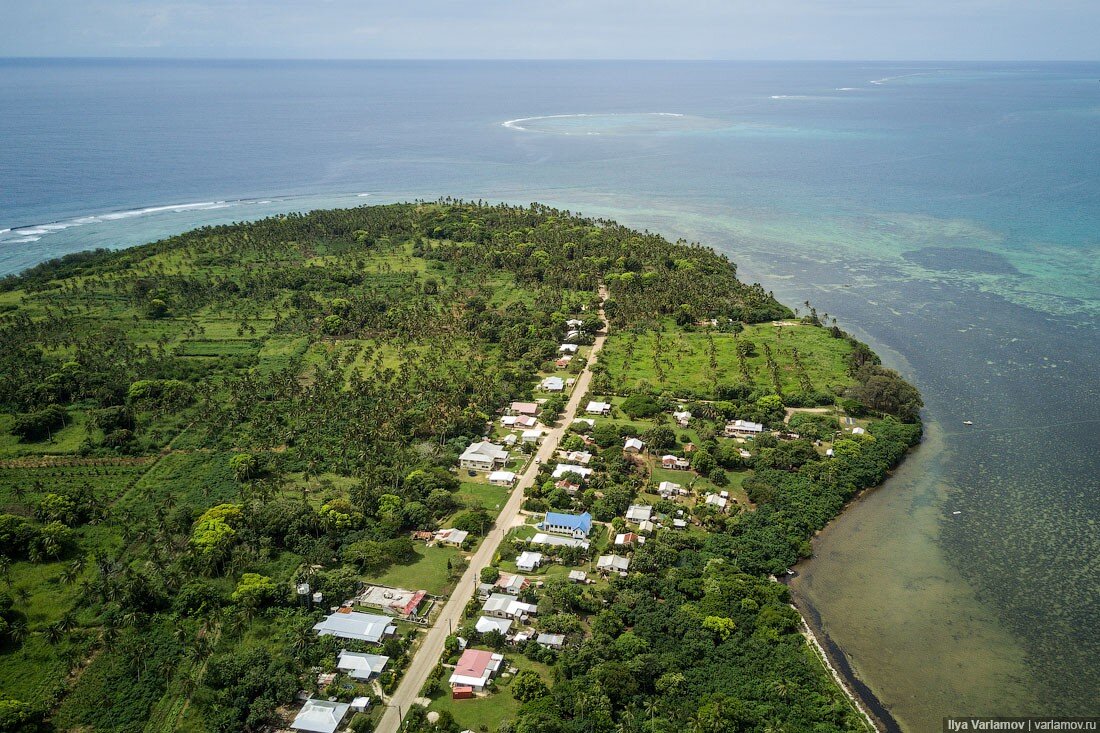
[0,201,921,733]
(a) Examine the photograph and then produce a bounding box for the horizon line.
[2,55,1099,64]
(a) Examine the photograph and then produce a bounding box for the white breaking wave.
[356,193,372,197]
[501,112,685,133]
[835,87,859,91]
[0,200,242,247]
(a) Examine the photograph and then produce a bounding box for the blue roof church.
[539,511,593,539]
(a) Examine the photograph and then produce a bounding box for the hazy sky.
[3,0,1098,60]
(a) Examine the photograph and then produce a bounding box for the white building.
[673,410,692,427]
[551,464,593,481]
[725,419,765,437]
[531,533,590,549]
[705,494,729,511]
[540,376,565,392]
[336,651,390,681]
[623,437,645,453]
[313,611,396,644]
[483,593,538,620]
[586,401,612,416]
[521,429,543,444]
[489,470,516,486]
[475,616,513,635]
[559,343,579,354]
[516,551,543,572]
[291,699,351,733]
[596,555,630,574]
[625,505,653,523]
[449,648,504,691]
[460,441,510,471]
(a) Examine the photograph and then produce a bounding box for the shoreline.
[787,589,901,733]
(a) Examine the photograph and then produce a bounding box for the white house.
[521,429,543,444]
[435,528,470,546]
[566,318,584,328]
[657,481,684,498]
[852,426,866,435]
[536,633,565,649]
[596,555,630,574]
[540,376,564,392]
[623,437,645,454]
[725,419,765,437]
[475,616,513,635]
[500,415,518,428]
[551,464,593,481]
[449,648,504,691]
[489,470,516,487]
[291,699,351,733]
[586,401,612,416]
[568,570,588,583]
[572,418,596,427]
[531,533,590,549]
[460,441,510,471]
[483,593,538,620]
[336,651,390,681]
[562,450,593,465]
[705,494,729,511]
[661,454,691,470]
[673,410,692,427]
[625,505,652,523]
[559,343,579,354]
[638,519,656,534]
[516,551,543,572]
[313,611,396,644]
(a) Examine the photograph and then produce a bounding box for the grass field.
[599,320,855,398]
[0,412,94,458]
[456,481,511,517]
[364,544,463,596]
[117,451,240,517]
[0,461,148,509]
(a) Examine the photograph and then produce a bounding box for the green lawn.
[425,653,553,733]
[457,481,510,517]
[0,412,94,458]
[364,544,463,596]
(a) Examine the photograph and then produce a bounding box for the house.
[291,699,351,733]
[555,479,581,494]
[482,593,538,620]
[449,648,504,691]
[502,433,518,447]
[554,356,573,368]
[540,376,564,392]
[435,528,470,546]
[596,555,630,574]
[623,437,645,454]
[739,448,752,459]
[625,505,652,523]
[452,686,474,700]
[336,651,390,681]
[313,611,396,644]
[511,402,539,416]
[460,441,510,471]
[489,470,516,487]
[565,329,581,341]
[350,697,371,713]
[615,532,640,546]
[672,518,688,529]
[562,450,592,465]
[725,419,765,437]
[551,464,593,482]
[475,616,513,636]
[572,418,595,428]
[657,481,683,498]
[521,429,543,444]
[661,454,691,470]
[500,415,518,428]
[586,401,612,416]
[516,551,543,572]
[515,415,538,428]
[495,572,528,595]
[673,410,692,427]
[568,570,588,583]
[531,533,590,549]
[852,426,866,435]
[638,519,656,534]
[539,511,593,538]
[705,494,729,511]
[558,343,579,354]
[825,448,834,457]
[536,633,565,649]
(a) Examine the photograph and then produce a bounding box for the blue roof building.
[539,511,593,539]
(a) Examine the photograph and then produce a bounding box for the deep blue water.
[1,59,1097,728]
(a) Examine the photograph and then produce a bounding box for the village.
[282,307,873,733]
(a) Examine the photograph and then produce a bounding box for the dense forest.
[0,201,920,733]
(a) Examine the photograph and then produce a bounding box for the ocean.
[1,58,1097,730]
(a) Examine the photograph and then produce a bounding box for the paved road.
[376,289,608,733]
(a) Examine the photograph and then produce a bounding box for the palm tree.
[43,622,65,647]
[0,557,11,588]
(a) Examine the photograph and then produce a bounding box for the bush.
[11,405,67,441]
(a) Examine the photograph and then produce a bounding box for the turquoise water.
[1,60,1097,729]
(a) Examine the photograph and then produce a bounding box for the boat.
[963,420,973,425]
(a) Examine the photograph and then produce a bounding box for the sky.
[2,0,1098,60]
